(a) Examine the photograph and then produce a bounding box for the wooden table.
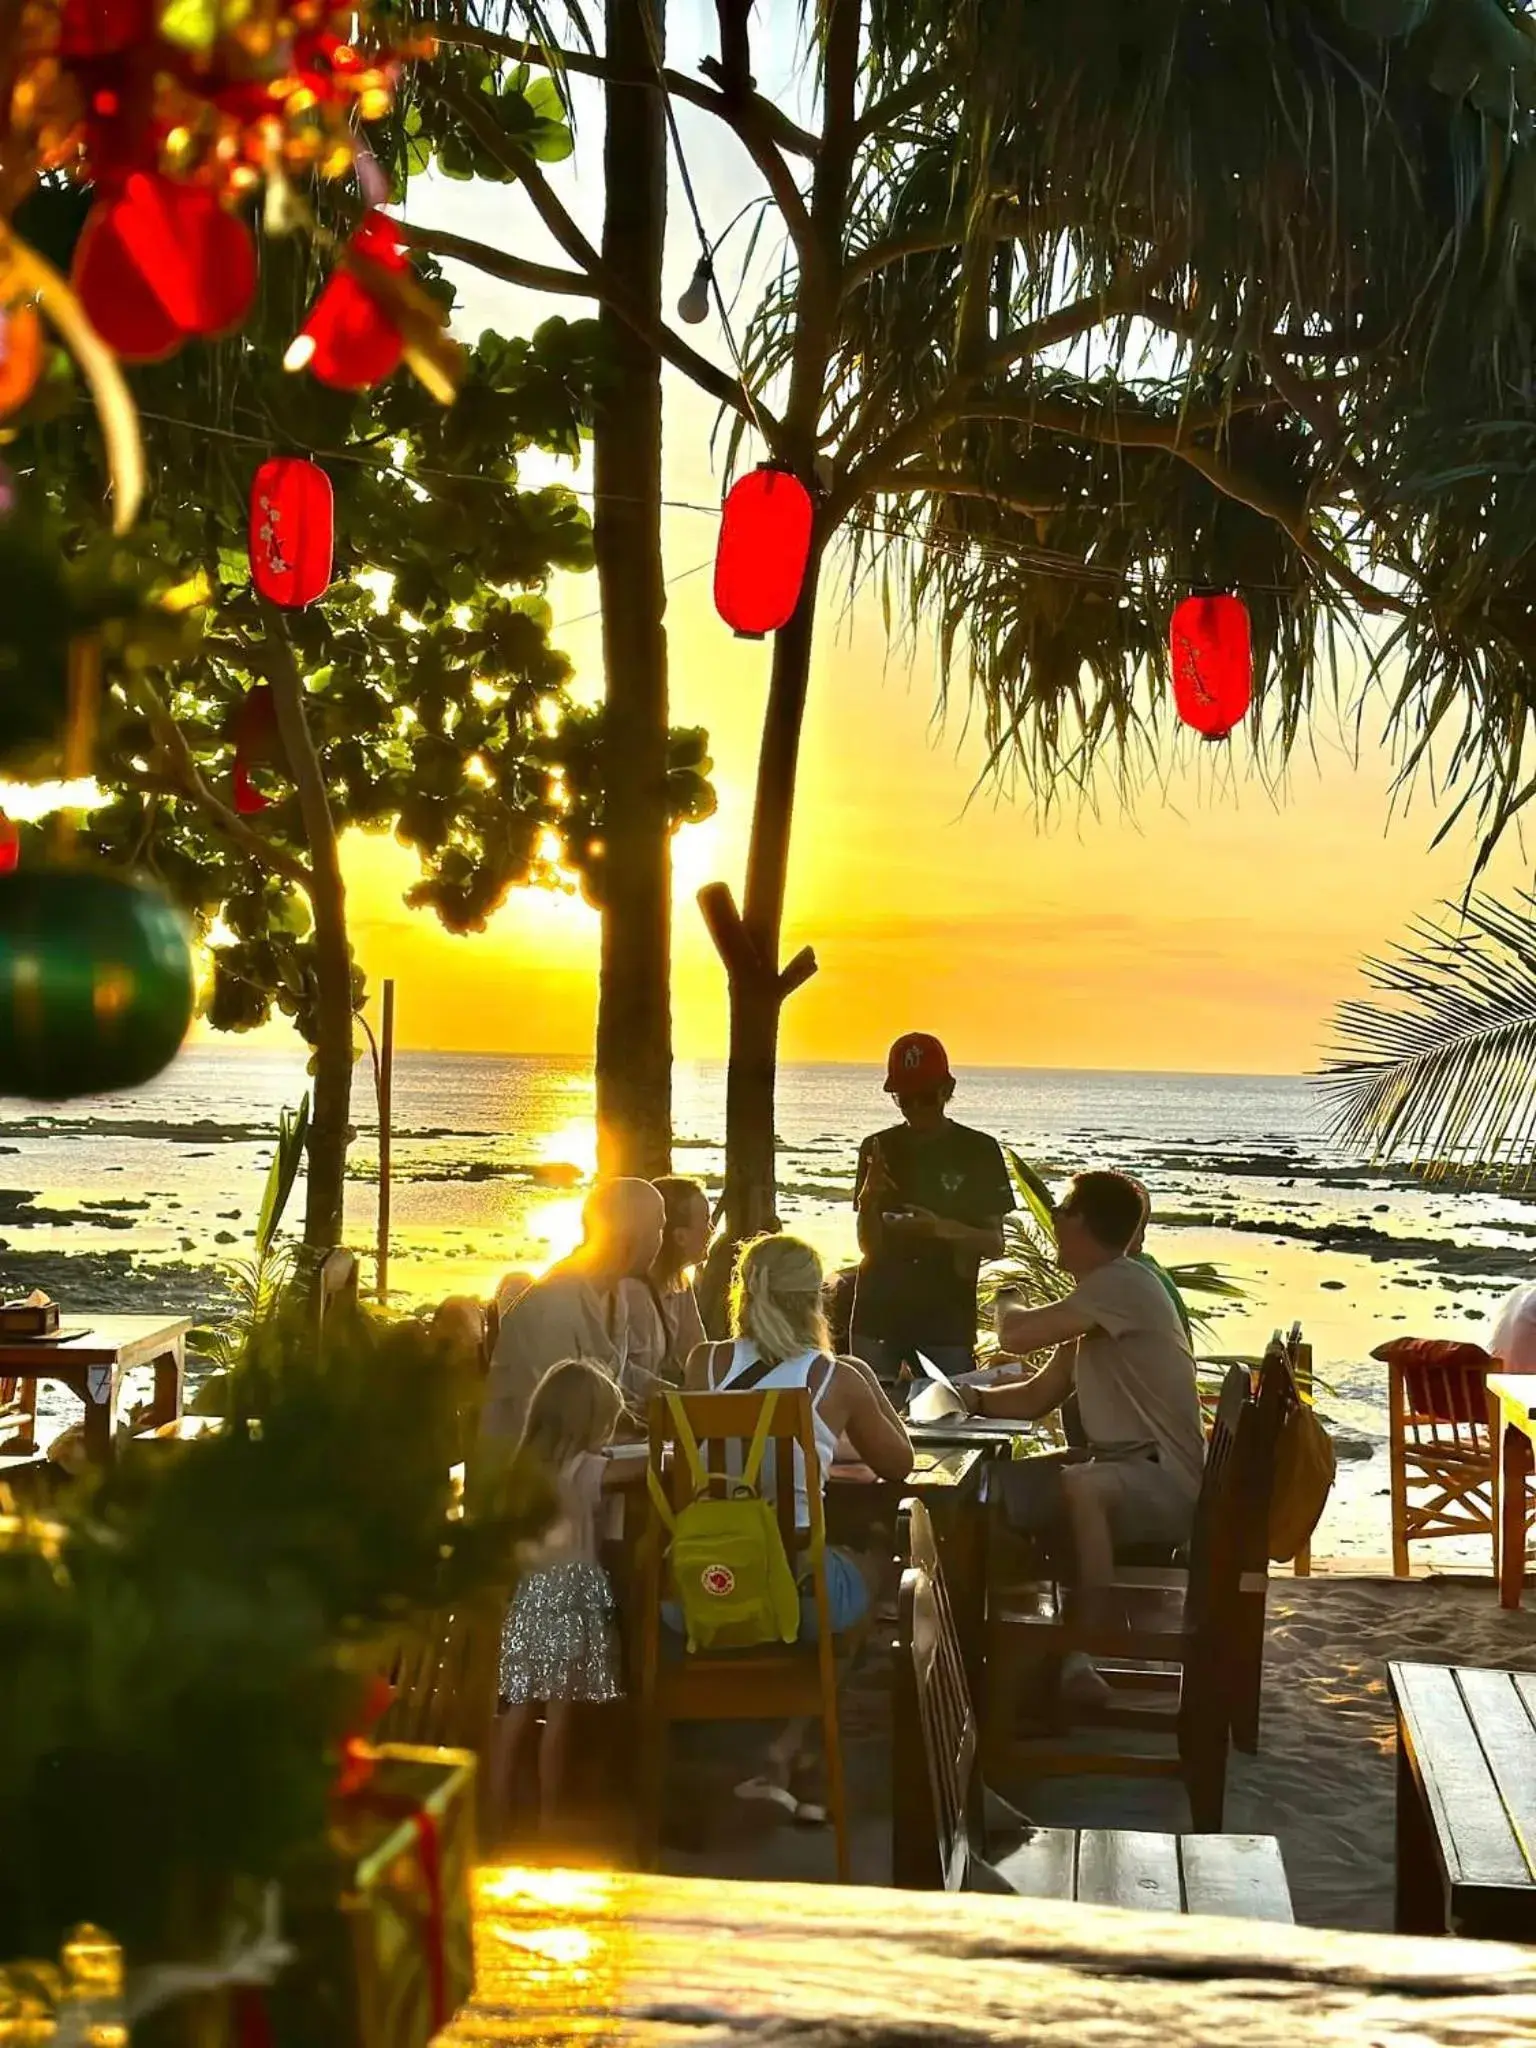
[1485,1373,1535,1607]
[0,1315,189,1465]
[1389,1659,1536,1942]
[464,1864,1536,2048]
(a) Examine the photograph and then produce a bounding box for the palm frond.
[1317,888,1536,1180]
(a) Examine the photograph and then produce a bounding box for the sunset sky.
[241,12,1532,1076]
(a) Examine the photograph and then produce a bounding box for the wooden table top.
[829,1445,984,1491]
[1390,1660,1536,1893]
[1487,1374,1536,1434]
[0,1314,191,1371]
[463,1864,1536,2048]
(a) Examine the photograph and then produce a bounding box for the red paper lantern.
[713,466,815,638]
[249,457,334,609]
[289,211,408,391]
[0,815,19,876]
[73,174,256,361]
[1170,592,1252,740]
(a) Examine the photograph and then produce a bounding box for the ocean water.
[5,1045,1535,1559]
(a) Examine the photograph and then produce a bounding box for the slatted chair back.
[644,1387,824,1578]
[894,1497,979,1890]
[1182,1364,1254,1633]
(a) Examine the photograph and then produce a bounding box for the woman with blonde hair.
[683,1232,912,1818]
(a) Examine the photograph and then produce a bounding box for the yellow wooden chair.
[636,1387,850,1880]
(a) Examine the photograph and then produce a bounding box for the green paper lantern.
[0,868,195,1100]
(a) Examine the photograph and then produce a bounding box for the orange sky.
[219,58,1534,1078]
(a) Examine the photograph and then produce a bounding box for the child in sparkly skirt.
[488,1358,625,1830]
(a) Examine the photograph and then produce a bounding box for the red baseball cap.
[884,1032,953,1094]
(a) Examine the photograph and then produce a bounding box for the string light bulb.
[677,256,712,325]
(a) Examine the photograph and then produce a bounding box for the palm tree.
[1318,891,1536,1182]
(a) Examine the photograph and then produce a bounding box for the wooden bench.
[895,1496,1293,1921]
[997,1826,1292,1921]
[1389,1659,1536,1942]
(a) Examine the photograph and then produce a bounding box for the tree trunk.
[709,538,825,1245]
[263,608,353,1253]
[592,0,672,1181]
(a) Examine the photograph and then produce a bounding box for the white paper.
[908,1353,967,1424]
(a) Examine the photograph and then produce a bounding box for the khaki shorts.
[1087,1457,1197,1549]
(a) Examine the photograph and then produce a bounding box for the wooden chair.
[636,1388,850,1881]
[1385,1346,1502,1578]
[983,1358,1288,1829]
[0,1373,38,1456]
[895,1497,1293,1918]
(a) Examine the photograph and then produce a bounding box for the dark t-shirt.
[853,1120,1015,1350]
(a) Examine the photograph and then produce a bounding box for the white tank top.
[708,1339,840,1530]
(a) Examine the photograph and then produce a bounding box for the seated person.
[962,1169,1205,1589]
[683,1232,912,1818]
[628,1175,711,1387]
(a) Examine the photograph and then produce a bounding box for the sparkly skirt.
[499,1560,622,1704]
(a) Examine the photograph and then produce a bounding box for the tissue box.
[0,1302,59,1338]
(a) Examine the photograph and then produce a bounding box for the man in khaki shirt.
[479,1179,667,1446]
[962,1169,1205,1584]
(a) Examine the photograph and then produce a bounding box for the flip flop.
[792,1799,828,1827]
[734,1775,798,1816]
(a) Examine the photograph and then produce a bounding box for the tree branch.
[853,66,952,147]
[427,19,820,159]
[128,678,314,889]
[425,76,777,440]
[966,391,1410,615]
[403,224,590,297]
[833,263,1169,513]
[875,468,1065,519]
[699,53,813,254]
[842,209,1026,294]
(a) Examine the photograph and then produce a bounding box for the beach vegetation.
[1319,889,1536,1185]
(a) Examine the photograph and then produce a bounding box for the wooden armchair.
[636,1388,851,1880]
[1373,1338,1511,1578]
[982,1357,1288,1829]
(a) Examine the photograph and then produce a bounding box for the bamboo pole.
[377,978,395,1304]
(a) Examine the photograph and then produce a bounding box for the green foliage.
[1318,889,1536,1182]
[0,1304,548,1963]
[10,189,710,1043]
[540,705,718,910]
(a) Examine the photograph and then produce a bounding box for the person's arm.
[966,1340,1078,1420]
[996,1293,1099,1358]
[886,1209,1005,1257]
[855,1136,895,1258]
[837,1358,914,1482]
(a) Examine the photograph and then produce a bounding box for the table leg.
[81,1368,114,1466]
[1500,1419,1530,1610]
[1395,1729,1447,1934]
[145,1343,185,1432]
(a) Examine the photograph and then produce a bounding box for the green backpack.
[648,1389,807,1653]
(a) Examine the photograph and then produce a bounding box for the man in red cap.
[851,1033,1014,1393]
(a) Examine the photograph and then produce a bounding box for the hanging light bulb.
[677,255,712,325]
